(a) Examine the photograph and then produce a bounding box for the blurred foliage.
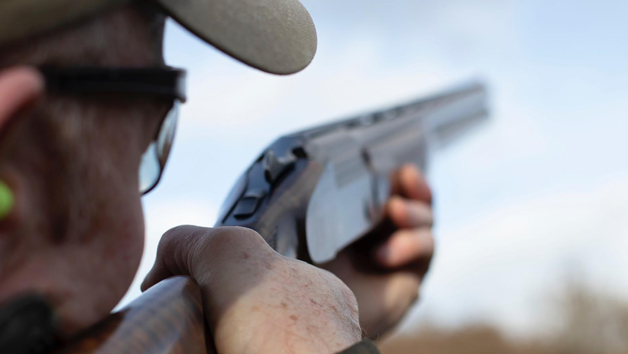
[380,280,628,354]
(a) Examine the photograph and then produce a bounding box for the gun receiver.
[217,83,489,264]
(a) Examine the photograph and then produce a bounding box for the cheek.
[56,192,146,336]
[107,197,145,286]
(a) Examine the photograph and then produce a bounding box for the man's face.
[0,66,171,336]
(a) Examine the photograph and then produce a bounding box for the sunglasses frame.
[40,66,187,102]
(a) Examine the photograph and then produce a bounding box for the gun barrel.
[290,83,487,143]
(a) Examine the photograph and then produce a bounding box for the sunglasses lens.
[139,142,160,194]
[156,101,179,167]
[139,102,180,195]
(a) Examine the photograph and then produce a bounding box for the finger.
[387,196,433,229]
[375,229,435,268]
[141,225,203,291]
[398,164,432,203]
[0,67,44,125]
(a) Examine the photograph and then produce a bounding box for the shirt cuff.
[336,339,380,354]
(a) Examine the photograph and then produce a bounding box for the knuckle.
[156,226,187,254]
[412,202,433,222]
[231,226,264,241]
[161,225,203,243]
[196,226,272,260]
[387,196,405,214]
[321,269,359,313]
[156,225,211,271]
[424,232,436,255]
[209,226,266,247]
[402,163,420,174]
[159,225,212,253]
[423,204,435,221]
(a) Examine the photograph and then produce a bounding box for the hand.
[142,226,362,354]
[321,164,434,338]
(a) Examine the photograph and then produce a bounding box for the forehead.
[0,7,164,71]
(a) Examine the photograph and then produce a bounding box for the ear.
[0,67,44,132]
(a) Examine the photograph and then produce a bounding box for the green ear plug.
[0,181,14,220]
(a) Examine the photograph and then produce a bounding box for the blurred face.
[0,66,172,337]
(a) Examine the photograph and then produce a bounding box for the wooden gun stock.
[57,277,209,354]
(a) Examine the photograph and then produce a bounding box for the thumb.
[141,260,175,292]
[141,225,207,291]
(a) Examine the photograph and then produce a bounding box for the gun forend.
[216,83,489,264]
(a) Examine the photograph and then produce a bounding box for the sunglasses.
[40,67,187,195]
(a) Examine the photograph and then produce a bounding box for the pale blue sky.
[121,0,628,338]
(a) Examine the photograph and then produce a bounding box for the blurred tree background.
[381,279,628,354]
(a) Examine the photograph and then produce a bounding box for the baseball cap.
[0,0,317,75]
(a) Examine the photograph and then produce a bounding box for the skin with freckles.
[142,226,362,354]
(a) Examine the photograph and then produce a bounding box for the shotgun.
[215,82,489,264]
[59,83,489,353]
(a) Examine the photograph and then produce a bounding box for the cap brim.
[156,0,317,75]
